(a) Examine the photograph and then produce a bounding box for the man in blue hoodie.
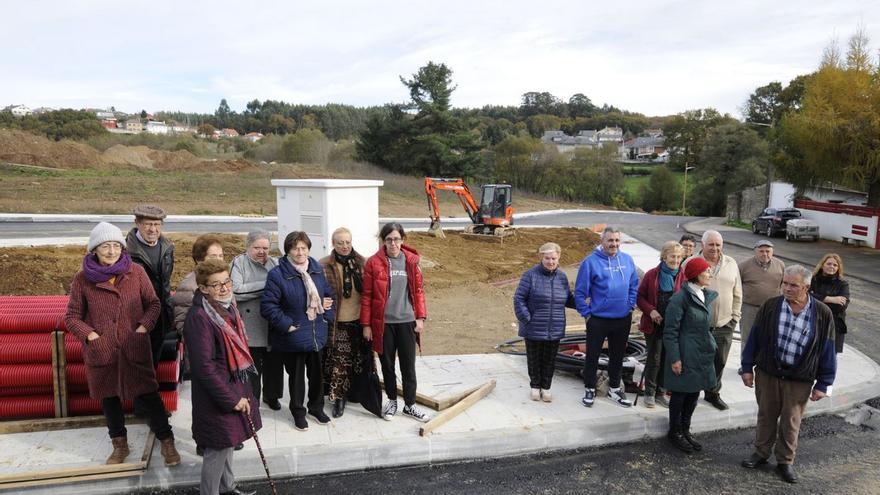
[575,226,640,408]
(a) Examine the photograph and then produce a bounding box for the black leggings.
[380,322,417,406]
[583,315,631,389]
[103,392,172,440]
[668,391,700,429]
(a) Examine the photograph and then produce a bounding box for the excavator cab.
[478,184,513,229]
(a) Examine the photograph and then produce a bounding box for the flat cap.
[132,204,166,220]
[753,239,774,249]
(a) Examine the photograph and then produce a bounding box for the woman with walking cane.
[184,258,260,495]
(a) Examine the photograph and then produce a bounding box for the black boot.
[667,425,694,453]
[681,423,702,451]
[332,398,347,418]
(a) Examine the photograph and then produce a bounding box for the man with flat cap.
[739,239,784,350]
[126,204,175,369]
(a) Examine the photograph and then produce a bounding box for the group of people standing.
[65,207,430,495]
[513,226,846,484]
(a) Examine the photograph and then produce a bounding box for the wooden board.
[0,431,155,489]
[0,414,145,434]
[420,379,496,436]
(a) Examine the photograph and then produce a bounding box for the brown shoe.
[160,437,181,467]
[106,436,130,464]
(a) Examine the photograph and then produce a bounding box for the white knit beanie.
[88,222,126,252]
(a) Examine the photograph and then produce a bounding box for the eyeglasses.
[384,237,403,245]
[203,279,233,290]
[334,240,352,246]
[96,242,123,252]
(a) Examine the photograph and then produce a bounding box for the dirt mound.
[101,145,256,172]
[0,129,107,169]
[102,144,156,168]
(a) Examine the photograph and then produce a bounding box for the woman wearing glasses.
[261,231,335,431]
[65,222,180,466]
[230,230,283,410]
[361,223,430,422]
[184,258,260,495]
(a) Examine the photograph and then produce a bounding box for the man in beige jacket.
[694,230,742,410]
[738,239,784,349]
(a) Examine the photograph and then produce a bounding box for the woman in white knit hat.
[64,222,180,466]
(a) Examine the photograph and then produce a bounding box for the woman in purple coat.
[184,258,261,495]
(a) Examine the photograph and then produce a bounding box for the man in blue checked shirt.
[738,265,837,485]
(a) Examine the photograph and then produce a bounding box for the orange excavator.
[424,177,514,237]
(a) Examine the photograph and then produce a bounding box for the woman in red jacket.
[636,241,685,408]
[65,222,180,466]
[361,223,429,422]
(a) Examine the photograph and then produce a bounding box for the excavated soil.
[0,228,599,355]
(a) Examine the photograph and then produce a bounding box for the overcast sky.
[2,1,876,118]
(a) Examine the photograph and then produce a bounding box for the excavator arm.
[424,177,480,231]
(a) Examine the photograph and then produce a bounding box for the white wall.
[272,179,384,258]
[799,209,878,248]
[768,182,795,209]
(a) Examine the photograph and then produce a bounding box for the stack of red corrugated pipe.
[0,295,180,420]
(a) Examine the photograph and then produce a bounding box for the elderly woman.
[513,242,575,402]
[810,253,850,353]
[261,231,335,431]
[320,227,367,418]
[230,230,283,410]
[184,259,261,495]
[663,257,718,454]
[362,223,429,422]
[171,234,225,334]
[637,241,685,408]
[64,222,180,466]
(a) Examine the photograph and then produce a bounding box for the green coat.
[663,284,718,393]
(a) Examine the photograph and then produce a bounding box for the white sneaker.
[530,388,541,401]
[382,400,398,421]
[541,389,552,403]
[402,404,430,423]
[608,387,632,408]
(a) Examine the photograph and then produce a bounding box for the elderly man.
[695,230,742,410]
[125,204,175,368]
[739,265,836,484]
[575,226,639,408]
[739,240,784,349]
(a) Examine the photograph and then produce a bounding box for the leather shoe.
[221,488,257,495]
[263,398,282,411]
[705,394,729,411]
[741,453,769,469]
[776,464,798,483]
[332,398,347,418]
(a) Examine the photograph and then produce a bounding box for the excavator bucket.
[428,220,446,238]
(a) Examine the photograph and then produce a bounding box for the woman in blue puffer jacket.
[513,242,575,402]
[261,231,335,432]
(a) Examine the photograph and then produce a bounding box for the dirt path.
[0,228,599,355]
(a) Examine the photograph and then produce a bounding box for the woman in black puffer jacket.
[810,253,850,353]
[513,242,575,403]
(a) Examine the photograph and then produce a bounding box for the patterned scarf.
[83,252,132,284]
[658,261,679,292]
[200,295,256,383]
[333,251,363,298]
[291,258,324,321]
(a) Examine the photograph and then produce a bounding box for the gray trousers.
[201,447,236,495]
[740,303,760,351]
[705,320,735,397]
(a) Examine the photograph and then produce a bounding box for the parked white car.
[785,218,820,242]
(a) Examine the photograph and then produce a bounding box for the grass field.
[623,171,688,205]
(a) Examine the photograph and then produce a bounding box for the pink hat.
[684,257,711,281]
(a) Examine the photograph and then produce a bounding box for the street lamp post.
[682,164,694,213]
[745,121,774,208]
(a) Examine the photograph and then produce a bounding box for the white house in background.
[596,126,624,144]
[244,132,264,142]
[123,120,144,132]
[145,121,168,134]
[7,105,31,117]
[30,107,55,115]
[94,110,115,120]
[170,123,194,133]
[541,130,600,154]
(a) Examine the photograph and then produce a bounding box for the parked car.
[785,218,820,242]
[751,208,803,237]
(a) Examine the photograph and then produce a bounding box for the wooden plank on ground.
[377,378,445,410]
[419,379,496,437]
[0,414,145,434]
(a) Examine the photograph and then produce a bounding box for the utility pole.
[682,162,694,213]
[746,121,773,208]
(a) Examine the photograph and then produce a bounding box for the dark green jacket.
[663,284,719,393]
[125,228,175,334]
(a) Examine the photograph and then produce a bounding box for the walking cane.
[633,367,646,406]
[245,410,278,495]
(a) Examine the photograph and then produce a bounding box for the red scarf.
[201,295,255,383]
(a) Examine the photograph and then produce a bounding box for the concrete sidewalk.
[7,346,880,495]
